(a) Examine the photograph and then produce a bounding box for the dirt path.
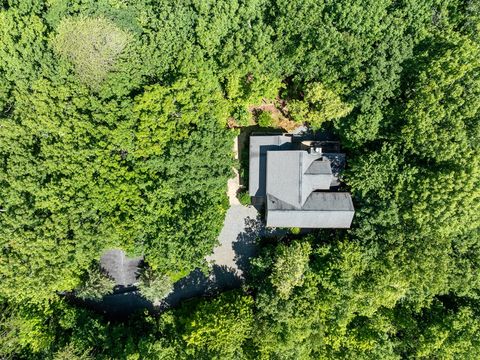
[227,169,241,206]
[227,136,241,205]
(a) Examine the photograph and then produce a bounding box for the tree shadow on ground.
[233,214,287,276]
[69,291,154,322]
[74,214,287,319]
[160,264,242,310]
[232,215,263,275]
[73,265,243,319]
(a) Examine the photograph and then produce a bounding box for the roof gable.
[302,192,354,211]
[266,151,303,207]
[266,151,333,208]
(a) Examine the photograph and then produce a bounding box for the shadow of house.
[232,214,287,276]
[238,127,285,189]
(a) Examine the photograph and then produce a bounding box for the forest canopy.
[0,0,479,359]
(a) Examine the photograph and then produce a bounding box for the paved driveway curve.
[206,204,260,277]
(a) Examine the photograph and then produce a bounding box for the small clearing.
[249,100,300,132]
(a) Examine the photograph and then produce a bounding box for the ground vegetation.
[0,0,479,358]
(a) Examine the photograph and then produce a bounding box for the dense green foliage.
[53,16,131,88]
[0,0,235,305]
[256,111,274,128]
[267,240,311,300]
[75,266,115,301]
[137,269,173,303]
[1,0,479,358]
[181,292,254,359]
[288,82,353,128]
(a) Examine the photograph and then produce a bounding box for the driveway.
[164,134,286,306]
[206,205,260,276]
[91,135,286,315]
[161,203,284,310]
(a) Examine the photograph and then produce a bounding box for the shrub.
[290,227,301,235]
[238,190,251,206]
[257,111,274,128]
[231,106,250,127]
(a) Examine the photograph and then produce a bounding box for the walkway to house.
[205,134,262,277]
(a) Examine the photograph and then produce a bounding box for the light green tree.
[75,267,115,301]
[53,343,93,360]
[401,32,480,163]
[270,240,311,299]
[53,16,131,87]
[288,82,353,128]
[137,269,173,303]
[182,291,254,360]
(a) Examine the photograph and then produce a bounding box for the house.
[249,134,354,228]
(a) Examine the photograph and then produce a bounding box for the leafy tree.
[270,240,311,299]
[53,16,132,87]
[288,82,353,128]
[181,291,254,360]
[253,274,323,358]
[75,266,115,301]
[400,32,480,163]
[0,304,53,357]
[271,0,450,145]
[394,299,480,359]
[138,269,173,303]
[52,343,93,360]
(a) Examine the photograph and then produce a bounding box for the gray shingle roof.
[303,192,354,211]
[266,207,354,228]
[266,151,332,208]
[267,192,354,211]
[266,151,303,207]
[305,159,332,174]
[248,134,354,228]
[248,135,292,196]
